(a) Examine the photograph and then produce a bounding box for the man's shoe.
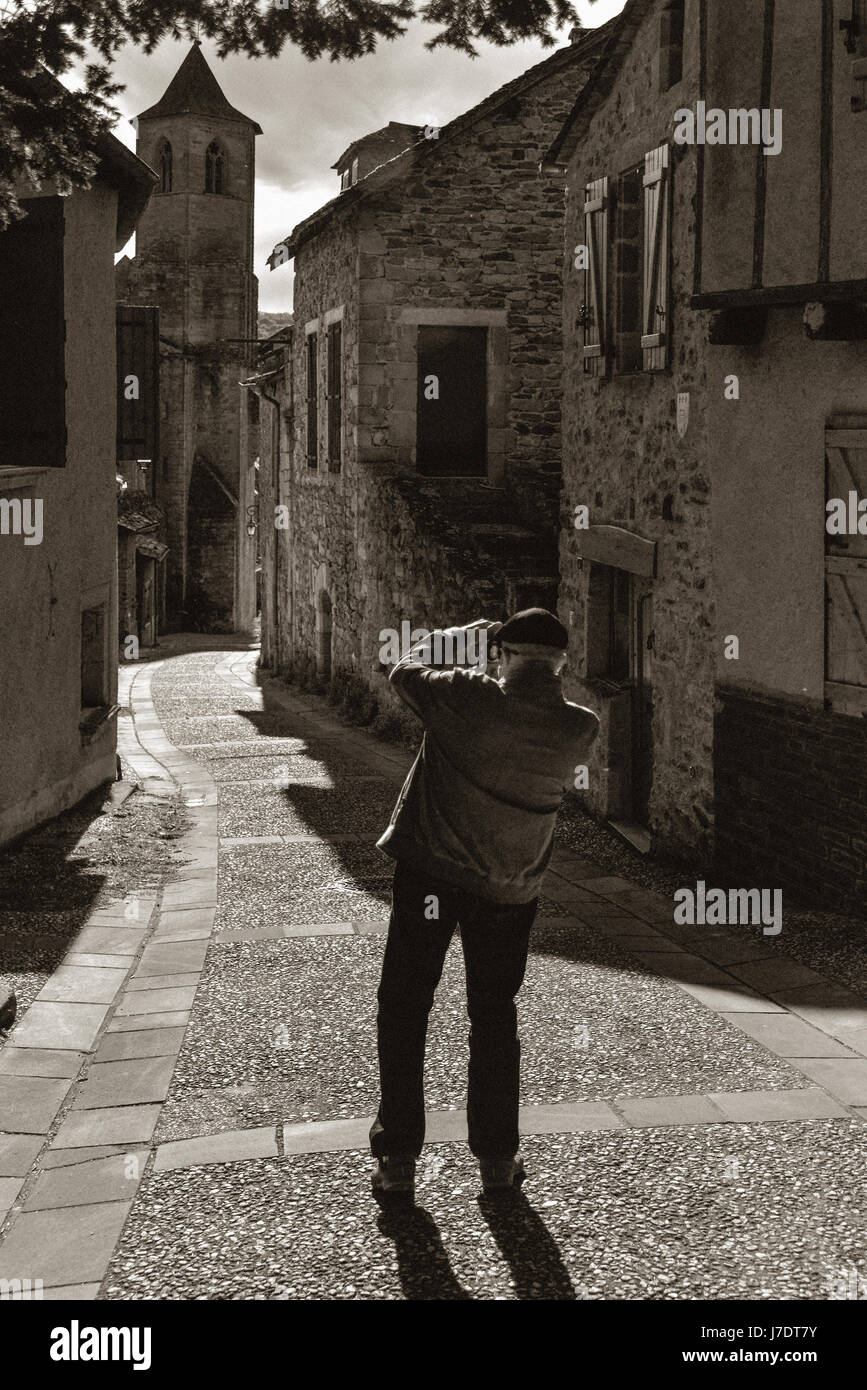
[479,1154,526,1195]
[371,1155,416,1200]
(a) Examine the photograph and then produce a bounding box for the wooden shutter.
[582,176,608,376]
[641,145,670,371]
[0,197,66,468]
[117,305,159,468]
[305,332,318,467]
[326,321,342,473]
[824,428,867,713]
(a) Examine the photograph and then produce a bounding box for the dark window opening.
[416,325,487,477]
[205,142,225,194]
[0,196,65,468]
[158,141,172,193]
[614,166,644,375]
[306,333,318,468]
[658,0,684,91]
[81,605,108,709]
[317,591,332,682]
[326,321,342,473]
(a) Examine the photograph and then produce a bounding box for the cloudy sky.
[108,0,625,310]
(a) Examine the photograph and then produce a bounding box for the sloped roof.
[268,20,618,267]
[544,0,657,168]
[138,42,262,134]
[331,122,422,172]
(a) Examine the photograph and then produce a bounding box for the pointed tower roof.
[138,42,262,133]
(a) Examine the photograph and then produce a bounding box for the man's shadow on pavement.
[477,1190,577,1300]
[376,1203,473,1300]
[376,1191,576,1301]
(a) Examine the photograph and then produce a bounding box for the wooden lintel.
[575,524,657,578]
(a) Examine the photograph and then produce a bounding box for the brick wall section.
[558,0,715,860]
[714,687,867,916]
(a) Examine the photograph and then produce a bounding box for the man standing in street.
[370,608,599,1200]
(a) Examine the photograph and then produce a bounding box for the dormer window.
[205,141,225,194]
[340,167,350,191]
[158,140,172,193]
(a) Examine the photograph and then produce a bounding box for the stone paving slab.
[612,1094,725,1127]
[155,1126,278,1172]
[134,940,210,977]
[126,972,201,992]
[786,1058,867,1106]
[39,965,128,1005]
[42,1145,138,1169]
[10,1001,109,1052]
[72,1057,176,1110]
[720,1012,862,1058]
[769,984,867,1039]
[0,1048,85,1079]
[93,1027,187,1062]
[41,1283,101,1299]
[23,1152,148,1211]
[0,1177,23,1223]
[725,957,831,993]
[707,1087,849,1122]
[0,1200,133,1287]
[0,1134,44,1177]
[106,1010,190,1033]
[0,1076,74,1135]
[64,953,136,970]
[69,927,148,957]
[52,1105,161,1149]
[114,987,197,1016]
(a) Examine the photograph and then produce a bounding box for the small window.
[205,141,225,194]
[158,140,172,193]
[306,332,318,468]
[351,157,359,185]
[326,321,342,473]
[340,167,350,191]
[658,0,684,91]
[81,605,108,709]
[614,165,644,374]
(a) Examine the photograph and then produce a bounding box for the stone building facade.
[116,43,260,633]
[550,0,867,911]
[262,25,615,732]
[549,0,712,861]
[0,97,155,844]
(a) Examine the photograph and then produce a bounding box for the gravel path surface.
[102,1120,866,1301]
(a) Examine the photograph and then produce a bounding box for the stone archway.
[316,588,333,684]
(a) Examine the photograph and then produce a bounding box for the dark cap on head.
[497,607,568,651]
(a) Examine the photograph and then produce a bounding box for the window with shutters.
[641,145,671,371]
[0,197,65,469]
[205,141,225,194]
[416,326,487,476]
[657,0,684,91]
[614,165,644,374]
[158,140,172,193]
[326,321,342,473]
[845,0,867,111]
[305,331,318,468]
[581,176,609,377]
[824,428,867,714]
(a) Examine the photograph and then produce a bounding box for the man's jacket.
[376,645,600,905]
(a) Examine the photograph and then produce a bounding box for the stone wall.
[558,0,715,860]
[267,43,605,733]
[714,686,867,916]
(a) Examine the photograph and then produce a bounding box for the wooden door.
[631,588,654,825]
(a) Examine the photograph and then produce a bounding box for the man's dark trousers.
[370,858,537,1162]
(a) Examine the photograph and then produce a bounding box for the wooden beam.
[692,279,867,309]
[575,524,657,577]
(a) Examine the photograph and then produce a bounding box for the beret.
[496,607,568,651]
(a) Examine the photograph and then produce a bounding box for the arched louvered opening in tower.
[158,140,172,193]
[205,141,225,194]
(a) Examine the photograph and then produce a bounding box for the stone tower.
[117,42,261,631]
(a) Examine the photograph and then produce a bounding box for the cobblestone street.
[1,636,866,1301]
